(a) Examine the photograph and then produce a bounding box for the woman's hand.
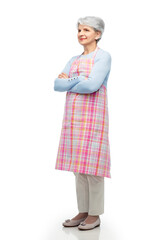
[58,73,69,79]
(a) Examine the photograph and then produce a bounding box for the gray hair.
[77,16,105,42]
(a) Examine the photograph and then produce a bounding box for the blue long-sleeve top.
[54,48,111,94]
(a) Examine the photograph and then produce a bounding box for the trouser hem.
[88,211,104,216]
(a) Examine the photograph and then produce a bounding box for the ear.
[95,31,101,40]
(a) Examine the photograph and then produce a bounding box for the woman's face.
[77,24,101,46]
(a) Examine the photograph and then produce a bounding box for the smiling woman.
[77,25,101,54]
[53,16,112,231]
[77,16,105,43]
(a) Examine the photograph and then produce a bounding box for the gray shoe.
[62,217,87,227]
[78,217,100,230]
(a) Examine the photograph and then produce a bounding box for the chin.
[79,42,89,46]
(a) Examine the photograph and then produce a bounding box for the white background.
[0,0,160,239]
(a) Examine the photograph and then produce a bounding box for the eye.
[78,29,81,32]
[84,29,89,31]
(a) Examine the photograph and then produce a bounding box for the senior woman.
[54,16,112,230]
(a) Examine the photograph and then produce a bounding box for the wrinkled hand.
[58,73,69,79]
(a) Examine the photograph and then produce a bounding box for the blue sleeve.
[67,52,111,94]
[54,56,81,92]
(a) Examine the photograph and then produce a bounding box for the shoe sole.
[78,224,100,231]
[63,224,80,227]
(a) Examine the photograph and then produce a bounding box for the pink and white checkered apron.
[55,47,111,178]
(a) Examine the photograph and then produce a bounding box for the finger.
[58,73,68,79]
[58,74,63,78]
[61,73,68,78]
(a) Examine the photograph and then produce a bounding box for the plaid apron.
[55,47,111,178]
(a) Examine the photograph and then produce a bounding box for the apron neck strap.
[79,46,100,59]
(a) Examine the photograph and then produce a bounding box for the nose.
[79,30,84,36]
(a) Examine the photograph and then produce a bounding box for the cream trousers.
[73,172,104,216]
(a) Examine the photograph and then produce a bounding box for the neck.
[83,42,98,55]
